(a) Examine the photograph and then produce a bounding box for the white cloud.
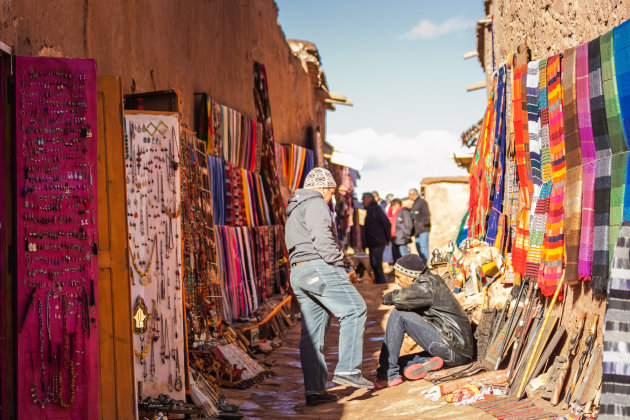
[399,16,474,40]
[327,128,470,198]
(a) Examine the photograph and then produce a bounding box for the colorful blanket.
[562,47,583,284]
[588,38,612,294]
[577,42,597,280]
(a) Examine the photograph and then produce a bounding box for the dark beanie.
[394,254,425,278]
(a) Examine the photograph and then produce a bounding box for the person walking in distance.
[362,192,391,284]
[392,198,413,258]
[408,188,431,262]
[285,168,373,406]
[387,198,403,263]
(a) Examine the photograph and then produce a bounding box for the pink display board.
[1,59,6,420]
[15,57,99,419]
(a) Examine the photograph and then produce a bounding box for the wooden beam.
[467,82,487,92]
[463,50,478,59]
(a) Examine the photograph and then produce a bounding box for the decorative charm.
[132,296,150,334]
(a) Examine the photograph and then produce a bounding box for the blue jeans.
[290,259,368,395]
[399,244,410,256]
[377,309,469,380]
[415,232,430,262]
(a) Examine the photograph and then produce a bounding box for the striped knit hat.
[303,167,337,189]
[394,254,425,278]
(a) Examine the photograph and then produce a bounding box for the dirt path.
[222,282,495,419]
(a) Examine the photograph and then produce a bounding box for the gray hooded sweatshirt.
[285,188,344,266]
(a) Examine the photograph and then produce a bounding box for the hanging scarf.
[562,47,583,284]
[577,42,597,281]
[512,63,533,275]
[589,38,613,294]
[525,60,551,279]
[600,221,630,420]
[601,30,630,273]
[613,21,630,223]
[504,62,520,250]
[541,54,566,294]
[486,66,507,246]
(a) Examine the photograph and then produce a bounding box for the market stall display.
[15,56,99,419]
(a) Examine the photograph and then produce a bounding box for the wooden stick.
[495,281,528,369]
[516,271,565,398]
[506,282,536,379]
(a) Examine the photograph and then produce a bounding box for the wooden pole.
[516,271,565,398]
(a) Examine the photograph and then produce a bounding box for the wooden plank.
[97,76,136,420]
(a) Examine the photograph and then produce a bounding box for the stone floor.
[221,282,496,419]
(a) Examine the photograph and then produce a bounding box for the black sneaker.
[332,374,375,389]
[305,392,338,406]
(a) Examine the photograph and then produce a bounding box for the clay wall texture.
[479,0,630,89]
[0,0,326,145]
[423,182,470,251]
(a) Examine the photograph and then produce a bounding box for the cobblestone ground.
[221,282,495,419]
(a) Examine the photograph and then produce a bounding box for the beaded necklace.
[129,234,157,283]
[31,298,50,407]
[55,295,75,408]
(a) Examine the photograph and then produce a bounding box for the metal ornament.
[132,296,150,334]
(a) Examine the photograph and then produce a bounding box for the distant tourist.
[374,254,473,388]
[362,192,391,284]
[408,188,431,262]
[285,167,373,406]
[372,191,387,212]
[391,198,413,259]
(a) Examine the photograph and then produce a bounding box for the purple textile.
[577,43,597,280]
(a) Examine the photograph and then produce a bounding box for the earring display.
[15,57,99,419]
[124,112,185,400]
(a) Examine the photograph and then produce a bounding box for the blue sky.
[276,0,488,198]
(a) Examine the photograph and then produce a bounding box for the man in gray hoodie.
[285,167,373,406]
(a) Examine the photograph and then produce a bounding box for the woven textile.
[541,54,566,294]
[602,30,630,262]
[613,21,630,222]
[562,47,583,284]
[589,38,612,292]
[527,59,552,281]
[600,222,630,420]
[577,42,597,280]
[469,95,496,238]
[503,63,520,251]
[527,62,543,196]
[486,66,508,246]
[526,181,553,279]
[512,64,533,274]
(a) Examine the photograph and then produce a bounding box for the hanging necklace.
[165,197,181,219]
[174,349,183,391]
[130,234,157,285]
[56,295,75,408]
[31,298,50,407]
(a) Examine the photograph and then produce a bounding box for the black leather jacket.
[382,270,474,358]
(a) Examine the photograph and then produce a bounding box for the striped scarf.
[541,54,566,295]
[577,42,597,281]
[526,180,553,279]
[512,64,533,275]
[589,38,613,294]
[524,61,543,280]
[562,47,583,284]
[486,66,507,246]
[503,63,520,252]
[600,221,630,420]
[601,30,629,274]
